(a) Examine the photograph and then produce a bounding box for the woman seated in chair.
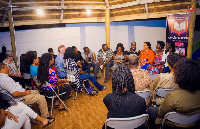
[24,51,39,77]
[139,42,155,69]
[152,53,181,106]
[3,50,25,88]
[147,59,200,129]
[63,47,107,92]
[37,53,72,110]
[103,65,147,129]
[0,99,54,129]
[113,43,127,66]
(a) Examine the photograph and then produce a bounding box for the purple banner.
[166,14,191,57]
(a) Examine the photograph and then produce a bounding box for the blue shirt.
[30,65,38,76]
[55,53,67,78]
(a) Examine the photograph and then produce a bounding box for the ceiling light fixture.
[37,9,44,16]
[87,9,91,15]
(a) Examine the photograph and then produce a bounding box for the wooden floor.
[32,73,112,129]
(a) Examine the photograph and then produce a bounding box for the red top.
[139,49,155,64]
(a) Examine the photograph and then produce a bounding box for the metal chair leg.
[51,96,54,117]
[71,90,78,100]
[50,87,68,111]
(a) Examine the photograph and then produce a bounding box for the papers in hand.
[100,65,103,69]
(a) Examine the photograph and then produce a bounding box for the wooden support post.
[105,9,110,48]
[8,10,17,67]
[187,0,196,58]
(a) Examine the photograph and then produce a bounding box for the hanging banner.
[166,14,191,57]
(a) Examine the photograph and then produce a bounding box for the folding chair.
[22,73,32,89]
[0,92,17,106]
[42,82,68,117]
[105,114,149,129]
[66,69,90,99]
[135,90,151,99]
[0,92,37,125]
[161,112,200,129]
[155,88,176,98]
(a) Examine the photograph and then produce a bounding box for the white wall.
[0,24,165,67]
[134,26,166,51]
[85,26,106,54]
[110,25,129,51]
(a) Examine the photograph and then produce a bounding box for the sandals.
[57,107,67,110]
[43,117,55,128]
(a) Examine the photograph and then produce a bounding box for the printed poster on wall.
[166,14,191,57]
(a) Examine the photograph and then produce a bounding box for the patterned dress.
[41,68,58,90]
[65,58,83,90]
[3,60,18,74]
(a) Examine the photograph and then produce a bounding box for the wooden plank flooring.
[32,73,112,129]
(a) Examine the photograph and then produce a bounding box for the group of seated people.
[0,45,109,128]
[0,41,199,129]
[104,54,200,129]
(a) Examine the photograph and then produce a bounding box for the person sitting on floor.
[0,63,49,118]
[152,53,181,106]
[37,53,72,110]
[103,65,147,129]
[147,58,200,129]
[55,45,67,79]
[0,99,54,129]
[3,50,25,88]
[63,47,107,92]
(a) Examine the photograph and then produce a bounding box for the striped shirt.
[65,58,83,90]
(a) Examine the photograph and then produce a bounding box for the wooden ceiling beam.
[105,0,109,6]
[11,1,105,5]
[7,5,106,11]
[111,1,191,13]
[0,17,105,27]
[10,11,104,17]
[109,0,172,9]
[110,8,190,21]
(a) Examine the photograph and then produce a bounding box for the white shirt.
[0,73,25,105]
[102,52,107,62]
[161,50,179,67]
[81,49,93,63]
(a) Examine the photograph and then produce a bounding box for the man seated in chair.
[96,44,113,83]
[55,45,67,79]
[81,47,95,75]
[0,63,49,118]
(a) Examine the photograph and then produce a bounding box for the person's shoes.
[43,117,55,128]
[95,77,99,80]
[103,84,107,90]
[104,78,108,83]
